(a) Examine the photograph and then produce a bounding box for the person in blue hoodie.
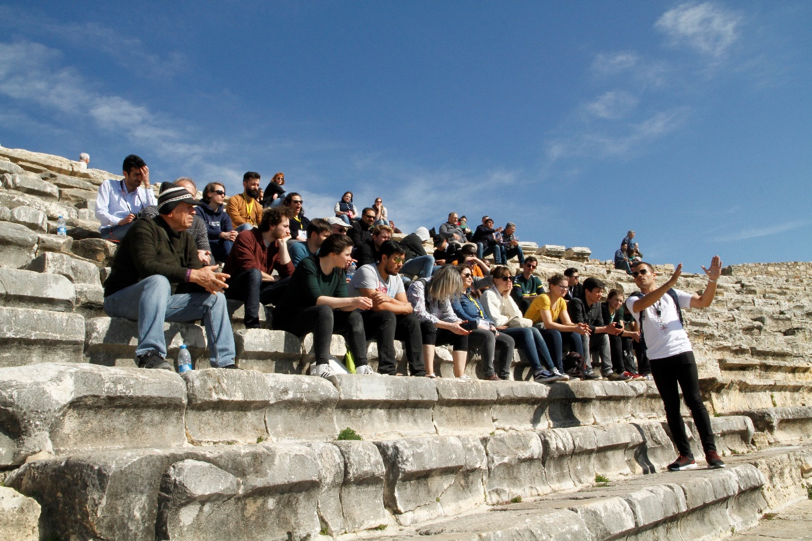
[196,182,237,263]
[450,266,515,380]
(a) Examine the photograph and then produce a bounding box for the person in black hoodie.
[262,172,286,208]
[473,217,505,264]
[399,227,436,280]
[282,192,310,242]
[196,182,237,263]
[567,277,625,380]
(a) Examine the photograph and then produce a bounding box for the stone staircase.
[0,145,811,540]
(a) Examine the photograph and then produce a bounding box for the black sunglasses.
[631,268,649,277]
[213,190,226,195]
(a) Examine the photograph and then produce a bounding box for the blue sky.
[1,1,810,270]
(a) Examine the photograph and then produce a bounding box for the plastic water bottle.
[346,262,356,280]
[177,345,193,373]
[56,216,67,236]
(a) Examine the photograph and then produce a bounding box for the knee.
[141,275,171,299]
[347,309,364,330]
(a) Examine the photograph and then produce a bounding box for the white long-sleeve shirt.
[95,179,157,228]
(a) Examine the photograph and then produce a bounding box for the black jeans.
[420,321,469,350]
[226,269,289,328]
[362,311,426,376]
[650,351,716,457]
[272,305,368,366]
[609,334,640,374]
[467,328,515,379]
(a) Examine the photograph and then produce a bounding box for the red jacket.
[223,228,294,278]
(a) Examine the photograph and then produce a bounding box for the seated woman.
[525,273,591,376]
[481,266,568,383]
[196,182,237,263]
[602,289,644,379]
[372,197,388,226]
[449,266,516,381]
[283,192,310,242]
[272,234,375,378]
[334,191,358,225]
[406,265,472,380]
[453,243,490,280]
[261,172,286,208]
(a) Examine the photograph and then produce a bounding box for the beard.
[246,187,260,200]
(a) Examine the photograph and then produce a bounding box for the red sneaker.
[706,451,726,469]
[667,455,697,471]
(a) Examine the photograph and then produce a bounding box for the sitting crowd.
[96,154,649,382]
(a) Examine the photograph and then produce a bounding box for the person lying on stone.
[348,240,427,376]
[102,183,237,370]
[223,207,295,329]
[406,265,472,380]
[95,154,157,241]
[272,234,375,378]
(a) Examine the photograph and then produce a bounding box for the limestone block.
[227,298,268,328]
[564,246,591,261]
[0,363,187,466]
[0,146,101,179]
[184,369,272,445]
[76,208,97,221]
[484,431,547,504]
[233,329,303,373]
[0,206,8,221]
[547,381,598,427]
[2,173,59,201]
[620,483,687,529]
[302,332,347,364]
[0,267,75,311]
[331,375,437,439]
[41,171,96,192]
[740,406,812,443]
[492,381,551,431]
[8,444,322,541]
[517,241,538,253]
[433,379,498,435]
[705,415,755,455]
[36,232,73,254]
[333,441,391,532]
[439,435,488,518]
[156,444,322,541]
[0,486,40,541]
[27,251,102,286]
[589,380,638,425]
[84,316,207,367]
[265,374,339,441]
[538,244,566,258]
[0,159,24,175]
[302,442,346,535]
[59,187,98,206]
[375,436,468,525]
[0,220,38,268]
[74,283,104,309]
[70,237,117,265]
[10,205,47,232]
[0,306,84,367]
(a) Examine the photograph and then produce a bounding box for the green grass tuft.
[372,524,388,531]
[337,427,363,441]
[510,496,522,503]
[595,474,610,484]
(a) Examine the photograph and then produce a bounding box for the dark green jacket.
[104,216,203,297]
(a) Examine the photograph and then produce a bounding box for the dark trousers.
[539,328,585,372]
[467,328,515,379]
[226,269,290,328]
[420,321,469,350]
[608,334,639,374]
[635,340,650,375]
[362,311,426,376]
[650,351,717,457]
[273,305,368,366]
[210,238,233,263]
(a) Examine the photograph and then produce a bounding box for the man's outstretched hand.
[702,255,722,281]
[666,263,683,287]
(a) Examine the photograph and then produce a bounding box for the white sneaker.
[310,363,335,379]
[356,365,377,375]
[457,375,472,382]
[552,369,570,382]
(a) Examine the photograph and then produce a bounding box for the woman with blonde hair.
[262,172,286,208]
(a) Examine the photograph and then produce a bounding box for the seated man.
[348,207,376,247]
[348,240,426,376]
[326,216,352,235]
[226,172,263,232]
[102,184,236,369]
[564,267,583,301]
[290,218,332,268]
[501,222,525,264]
[511,256,544,314]
[615,241,632,274]
[473,217,505,264]
[431,235,454,266]
[355,224,392,268]
[223,207,295,329]
[95,154,157,241]
[398,227,436,280]
[439,212,467,245]
[567,277,625,380]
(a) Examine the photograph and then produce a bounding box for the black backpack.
[628,288,683,345]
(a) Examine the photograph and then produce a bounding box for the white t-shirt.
[626,288,694,360]
[348,264,405,298]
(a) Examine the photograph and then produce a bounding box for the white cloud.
[591,51,670,89]
[584,91,639,120]
[656,2,742,60]
[591,51,640,75]
[711,220,811,242]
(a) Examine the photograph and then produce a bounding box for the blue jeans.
[100,222,134,241]
[506,245,525,264]
[477,242,505,264]
[502,327,555,373]
[103,275,236,367]
[400,254,435,279]
[210,239,233,263]
[338,215,351,225]
[538,328,585,372]
[236,223,253,232]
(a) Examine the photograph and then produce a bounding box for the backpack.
[628,288,683,345]
[563,351,588,380]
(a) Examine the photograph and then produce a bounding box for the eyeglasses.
[461,272,472,278]
[496,276,512,282]
[631,269,649,277]
[213,190,226,196]
[555,284,569,289]
[525,264,537,269]
[391,257,405,263]
[291,199,303,204]
[364,215,375,219]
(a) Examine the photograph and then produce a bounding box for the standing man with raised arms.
[626,256,725,471]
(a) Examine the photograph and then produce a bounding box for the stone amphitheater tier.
[0,145,810,541]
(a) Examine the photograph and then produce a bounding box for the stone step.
[26,251,102,286]
[0,307,85,367]
[0,486,39,541]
